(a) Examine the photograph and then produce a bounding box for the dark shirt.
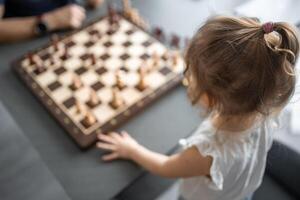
[0,0,76,18]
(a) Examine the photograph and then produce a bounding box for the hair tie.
[262,22,274,34]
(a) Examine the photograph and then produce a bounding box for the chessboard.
[12,13,185,148]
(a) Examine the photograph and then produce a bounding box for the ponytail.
[263,22,299,75]
[274,22,299,64]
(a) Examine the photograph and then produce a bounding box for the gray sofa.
[255,141,300,200]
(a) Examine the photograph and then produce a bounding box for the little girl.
[96,16,299,200]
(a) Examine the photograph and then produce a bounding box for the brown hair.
[185,16,299,116]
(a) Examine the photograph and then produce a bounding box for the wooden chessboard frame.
[11,12,184,149]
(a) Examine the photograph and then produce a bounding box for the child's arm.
[97,132,212,178]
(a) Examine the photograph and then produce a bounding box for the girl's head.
[185,16,299,116]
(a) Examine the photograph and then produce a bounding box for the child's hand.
[97,131,140,161]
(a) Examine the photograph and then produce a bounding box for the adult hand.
[43,4,86,31]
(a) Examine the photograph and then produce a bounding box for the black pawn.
[153,27,165,42]
[170,34,180,49]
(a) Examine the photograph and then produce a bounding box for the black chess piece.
[27,52,35,65]
[51,34,60,51]
[35,63,45,74]
[170,34,180,49]
[90,53,97,66]
[153,27,165,42]
[107,3,120,34]
[60,45,70,60]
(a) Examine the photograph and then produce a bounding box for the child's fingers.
[97,133,116,144]
[121,131,130,137]
[108,132,121,139]
[96,142,116,151]
[102,153,119,161]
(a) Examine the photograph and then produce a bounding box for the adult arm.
[0,4,85,43]
[0,5,37,42]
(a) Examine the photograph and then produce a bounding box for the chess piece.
[152,51,160,68]
[90,53,97,66]
[171,51,180,67]
[170,34,180,49]
[27,52,36,65]
[162,51,169,61]
[35,63,45,74]
[75,100,85,114]
[122,0,148,29]
[49,57,55,66]
[115,70,125,90]
[82,111,97,127]
[122,0,131,14]
[108,3,117,23]
[110,87,125,109]
[71,74,82,90]
[153,27,165,42]
[136,67,147,91]
[61,46,69,60]
[51,34,59,51]
[107,4,120,34]
[87,90,100,107]
[30,55,45,73]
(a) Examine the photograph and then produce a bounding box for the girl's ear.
[199,93,210,108]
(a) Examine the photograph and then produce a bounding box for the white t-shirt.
[179,116,278,200]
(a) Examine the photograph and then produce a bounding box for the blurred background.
[0,1,299,200]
